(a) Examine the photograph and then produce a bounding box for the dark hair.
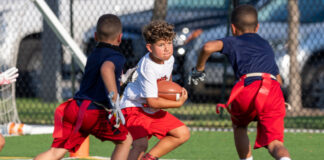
[96,14,122,41]
[142,20,176,44]
[231,4,258,32]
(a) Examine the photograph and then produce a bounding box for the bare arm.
[146,88,188,109]
[276,74,283,86]
[184,29,203,44]
[196,40,224,71]
[101,61,118,101]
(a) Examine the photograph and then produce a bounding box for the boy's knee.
[132,138,148,151]
[124,133,133,145]
[268,140,284,149]
[267,140,287,154]
[0,136,5,151]
[114,133,133,146]
[0,140,5,151]
[179,126,191,143]
[267,140,290,159]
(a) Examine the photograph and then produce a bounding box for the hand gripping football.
[157,80,182,101]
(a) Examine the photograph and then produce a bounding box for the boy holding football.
[34,14,132,160]
[189,5,291,160]
[120,20,190,160]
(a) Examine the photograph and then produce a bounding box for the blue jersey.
[74,42,125,109]
[220,33,279,85]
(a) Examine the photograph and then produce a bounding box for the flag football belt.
[53,99,91,138]
[216,73,276,119]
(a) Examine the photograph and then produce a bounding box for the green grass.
[1,131,323,159]
[16,98,324,129]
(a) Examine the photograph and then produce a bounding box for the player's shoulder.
[137,53,157,74]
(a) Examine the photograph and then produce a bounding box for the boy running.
[120,20,190,160]
[34,14,132,160]
[189,5,291,160]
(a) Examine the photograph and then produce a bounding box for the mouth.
[164,52,172,56]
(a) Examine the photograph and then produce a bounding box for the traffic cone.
[7,122,32,135]
[69,136,89,158]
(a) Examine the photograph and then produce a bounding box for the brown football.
[157,80,182,101]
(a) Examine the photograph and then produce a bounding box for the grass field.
[16,98,324,129]
[1,131,323,160]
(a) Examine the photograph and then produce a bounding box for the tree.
[152,0,168,21]
[288,0,302,113]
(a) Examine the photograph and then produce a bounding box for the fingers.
[198,74,205,81]
[118,110,126,125]
[4,67,18,75]
[182,88,188,100]
[180,88,188,102]
[108,92,114,100]
[193,79,198,85]
[8,73,19,80]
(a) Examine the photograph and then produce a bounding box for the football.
[157,80,182,101]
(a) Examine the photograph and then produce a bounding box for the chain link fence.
[0,0,323,129]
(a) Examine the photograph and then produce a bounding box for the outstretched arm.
[0,67,19,86]
[188,40,224,85]
[196,40,224,71]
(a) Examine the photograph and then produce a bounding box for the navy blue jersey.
[220,33,279,85]
[74,42,125,109]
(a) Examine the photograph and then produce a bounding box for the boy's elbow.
[202,43,213,53]
[146,98,160,109]
[202,40,222,54]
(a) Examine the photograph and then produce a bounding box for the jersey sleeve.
[219,37,234,57]
[103,54,125,71]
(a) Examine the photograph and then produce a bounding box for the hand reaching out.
[188,67,206,85]
[0,67,19,85]
[108,92,125,128]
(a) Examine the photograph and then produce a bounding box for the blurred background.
[0,0,323,130]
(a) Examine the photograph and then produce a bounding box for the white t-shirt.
[120,52,174,114]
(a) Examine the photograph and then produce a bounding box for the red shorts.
[122,107,185,140]
[231,80,286,149]
[52,100,128,152]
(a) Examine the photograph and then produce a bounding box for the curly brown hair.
[142,20,176,44]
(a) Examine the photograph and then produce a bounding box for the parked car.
[84,0,266,98]
[0,0,154,98]
[181,0,324,108]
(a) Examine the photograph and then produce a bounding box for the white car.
[0,0,154,98]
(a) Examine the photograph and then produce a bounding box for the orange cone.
[69,136,89,158]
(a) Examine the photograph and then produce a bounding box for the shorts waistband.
[242,73,276,80]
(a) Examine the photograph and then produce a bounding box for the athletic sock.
[142,153,159,160]
[279,157,291,160]
[240,156,253,160]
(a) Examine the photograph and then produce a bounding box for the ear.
[231,24,236,35]
[255,23,260,32]
[146,43,152,53]
[117,33,123,43]
[94,32,98,42]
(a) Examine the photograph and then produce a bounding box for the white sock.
[240,156,253,160]
[280,157,291,160]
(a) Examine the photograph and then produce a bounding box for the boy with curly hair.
[120,20,190,160]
